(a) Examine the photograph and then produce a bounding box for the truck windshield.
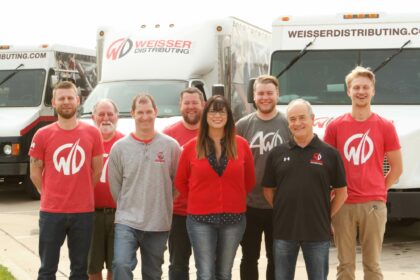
[0,69,46,107]
[271,49,420,105]
[82,80,188,117]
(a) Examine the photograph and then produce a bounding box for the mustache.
[100,121,116,126]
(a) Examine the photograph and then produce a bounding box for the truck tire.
[23,176,40,200]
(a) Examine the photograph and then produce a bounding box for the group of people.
[29,65,402,280]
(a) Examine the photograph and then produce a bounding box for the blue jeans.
[186,216,246,280]
[169,214,192,280]
[274,239,330,280]
[112,223,169,280]
[38,211,94,280]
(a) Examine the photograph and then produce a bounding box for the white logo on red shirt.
[344,130,374,165]
[100,153,109,183]
[53,139,86,175]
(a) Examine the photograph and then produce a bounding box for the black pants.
[168,214,192,280]
[240,207,274,280]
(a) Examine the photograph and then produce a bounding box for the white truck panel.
[271,13,420,218]
[100,24,218,82]
[273,14,420,50]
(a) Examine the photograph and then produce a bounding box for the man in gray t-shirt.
[236,75,290,280]
[109,94,181,280]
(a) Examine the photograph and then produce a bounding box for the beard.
[56,107,77,119]
[182,111,201,125]
[256,102,276,114]
[99,122,116,135]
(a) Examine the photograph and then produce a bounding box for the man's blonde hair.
[345,66,375,88]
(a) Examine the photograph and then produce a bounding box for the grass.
[0,264,16,280]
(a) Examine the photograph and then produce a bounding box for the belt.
[95,208,116,214]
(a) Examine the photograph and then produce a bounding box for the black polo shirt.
[262,135,346,241]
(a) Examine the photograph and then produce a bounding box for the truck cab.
[269,13,420,219]
[0,44,96,199]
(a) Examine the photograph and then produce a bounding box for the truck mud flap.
[387,191,420,219]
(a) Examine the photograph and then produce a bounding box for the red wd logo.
[106,38,133,60]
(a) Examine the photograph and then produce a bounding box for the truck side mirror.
[50,75,58,88]
[247,78,256,103]
[212,84,225,96]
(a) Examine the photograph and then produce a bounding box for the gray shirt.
[108,132,181,231]
[236,111,290,209]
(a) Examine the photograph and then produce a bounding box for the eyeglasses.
[208,110,227,116]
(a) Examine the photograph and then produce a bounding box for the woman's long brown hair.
[196,95,237,159]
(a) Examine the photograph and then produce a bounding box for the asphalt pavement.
[1,189,420,279]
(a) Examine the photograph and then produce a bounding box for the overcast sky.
[0,0,416,49]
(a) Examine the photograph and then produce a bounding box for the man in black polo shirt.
[263,99,347,280]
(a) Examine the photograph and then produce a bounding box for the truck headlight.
[3,144,12,155]
[2,143,20,156]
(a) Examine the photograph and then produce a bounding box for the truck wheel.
[23,176,40,200]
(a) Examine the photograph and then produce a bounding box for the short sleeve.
[331,149,347,189]
[91,127,104,157]
[324,121,337,148]
[384,121,401,152]
[29,130,45,160]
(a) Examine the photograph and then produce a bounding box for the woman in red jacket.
[175,95,256,280]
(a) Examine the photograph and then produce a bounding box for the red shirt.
[175,136,256,215]
[29,122,104,213]
[94,131,124,208]
[324,113,400,203]
[163,121,199,215]
[163,121,198,147]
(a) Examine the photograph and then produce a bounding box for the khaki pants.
[332,201,387,280]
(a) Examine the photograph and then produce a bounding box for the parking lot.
[1,188,420,279]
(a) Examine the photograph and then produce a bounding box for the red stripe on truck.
[20,116,57,136]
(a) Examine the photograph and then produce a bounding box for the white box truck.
[267,13,420,219]
[80,17,270,132]
[0,44,96,199]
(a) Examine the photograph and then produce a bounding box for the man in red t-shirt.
[163,87,205,280]
[88,99,124,280]
[324,66,403,280]
[29,81,104,279]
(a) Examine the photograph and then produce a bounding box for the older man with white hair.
[263,99,347,280]
[88,99,124,280]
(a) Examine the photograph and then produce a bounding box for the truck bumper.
[0,163,28,176]
[387,191,420,219]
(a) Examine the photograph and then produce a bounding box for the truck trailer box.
[81,17,271,131]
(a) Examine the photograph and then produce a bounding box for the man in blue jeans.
[108,94,181,280]
[263,99,347,280]
[29,81,104,280]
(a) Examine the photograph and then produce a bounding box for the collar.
[289,134,320,150]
